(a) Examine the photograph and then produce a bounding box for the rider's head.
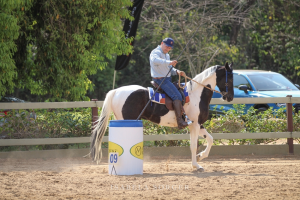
[161,38,174,54]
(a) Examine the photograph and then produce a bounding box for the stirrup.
[183,113,193,125]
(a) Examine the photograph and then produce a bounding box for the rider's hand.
[177,70,186,77]
[170,60,178,66]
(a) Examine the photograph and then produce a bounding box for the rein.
[178,73,222,94]
[178,69,232,96]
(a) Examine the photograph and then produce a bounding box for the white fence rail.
[0,96,298,109]
[1,132,300,147]
[0,101,103,109]
[0,97,299,154]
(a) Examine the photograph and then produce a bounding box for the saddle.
[148,81,190,110]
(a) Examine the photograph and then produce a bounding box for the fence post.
[91,99,99,130]
[286,95,294,155]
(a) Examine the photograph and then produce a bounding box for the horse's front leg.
[197,127,213,161]
[189,124,204,171]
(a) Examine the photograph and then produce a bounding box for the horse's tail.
[90,89,116,164]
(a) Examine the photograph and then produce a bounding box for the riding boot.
[173,100,188,129]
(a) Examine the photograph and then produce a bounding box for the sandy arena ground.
[0,155,300,199]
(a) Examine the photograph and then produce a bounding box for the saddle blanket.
[148,86,190,105]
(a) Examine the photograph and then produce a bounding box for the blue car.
[210,70,300,115]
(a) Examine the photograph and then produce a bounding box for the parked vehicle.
[0,96,24,116]
[209,70,300,116]
[0,97,36,125]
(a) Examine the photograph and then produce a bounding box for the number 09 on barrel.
[109,152,119,165]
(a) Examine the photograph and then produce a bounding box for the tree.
[136,0,255,77]
[0,0,29,96]
[246,0,300,83]
[79,0,300,101]
[94,0,256,101]
[1,0,134,101]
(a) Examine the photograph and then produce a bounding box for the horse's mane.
[187,65,218,92]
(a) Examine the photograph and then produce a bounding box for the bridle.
[224,69,233,96]
[178,67,232,97]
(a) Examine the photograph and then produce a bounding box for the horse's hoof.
[196,155,201,162]
[197,168,204,172]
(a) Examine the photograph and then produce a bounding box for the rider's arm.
[150,49,178,76]
[150,49,172,67]
[167,54,179,76]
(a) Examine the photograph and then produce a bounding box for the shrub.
[1,104,299,150]
[0,108,92,139]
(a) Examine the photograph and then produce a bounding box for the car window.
[233,74,252,89]
[248,74,299,91]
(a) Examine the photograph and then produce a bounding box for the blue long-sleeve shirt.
[150,45,178,78]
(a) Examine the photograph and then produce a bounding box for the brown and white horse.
[91,62,234,171]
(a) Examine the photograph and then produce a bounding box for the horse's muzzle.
[223,95,233,102]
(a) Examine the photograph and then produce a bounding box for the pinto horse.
[91,62,234,171]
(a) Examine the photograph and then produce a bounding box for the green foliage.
[204,105,289,145]
[2,0,300,102]
[0,108,91,139]
[0,0,32,96]
[244,0,300,81]
[143,120,190,147]
[219,0,300,83]
[87,56,118,99]
[1,0,134,101]
[1,104,299,151]
[94,0,258,100]
[137,0,248,77]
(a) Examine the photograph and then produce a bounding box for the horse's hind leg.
[197,127,213,161]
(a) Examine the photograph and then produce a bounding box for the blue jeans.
[152,77,182,101]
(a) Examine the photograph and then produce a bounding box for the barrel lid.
[109,120,143,127]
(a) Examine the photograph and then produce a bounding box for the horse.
[91,62,234,171]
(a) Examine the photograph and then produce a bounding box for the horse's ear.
[225,62,229,70]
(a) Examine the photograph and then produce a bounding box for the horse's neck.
[202,74,217,89]
[187,73,216,95]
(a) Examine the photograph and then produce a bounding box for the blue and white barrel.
[108,120,143,175]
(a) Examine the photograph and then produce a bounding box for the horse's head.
[216,62,234,102]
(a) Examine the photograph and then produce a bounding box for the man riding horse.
[150,37,190,129]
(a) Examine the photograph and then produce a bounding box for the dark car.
[0,97,36,125]
[0,96,25,116]
[209,70,300,115]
